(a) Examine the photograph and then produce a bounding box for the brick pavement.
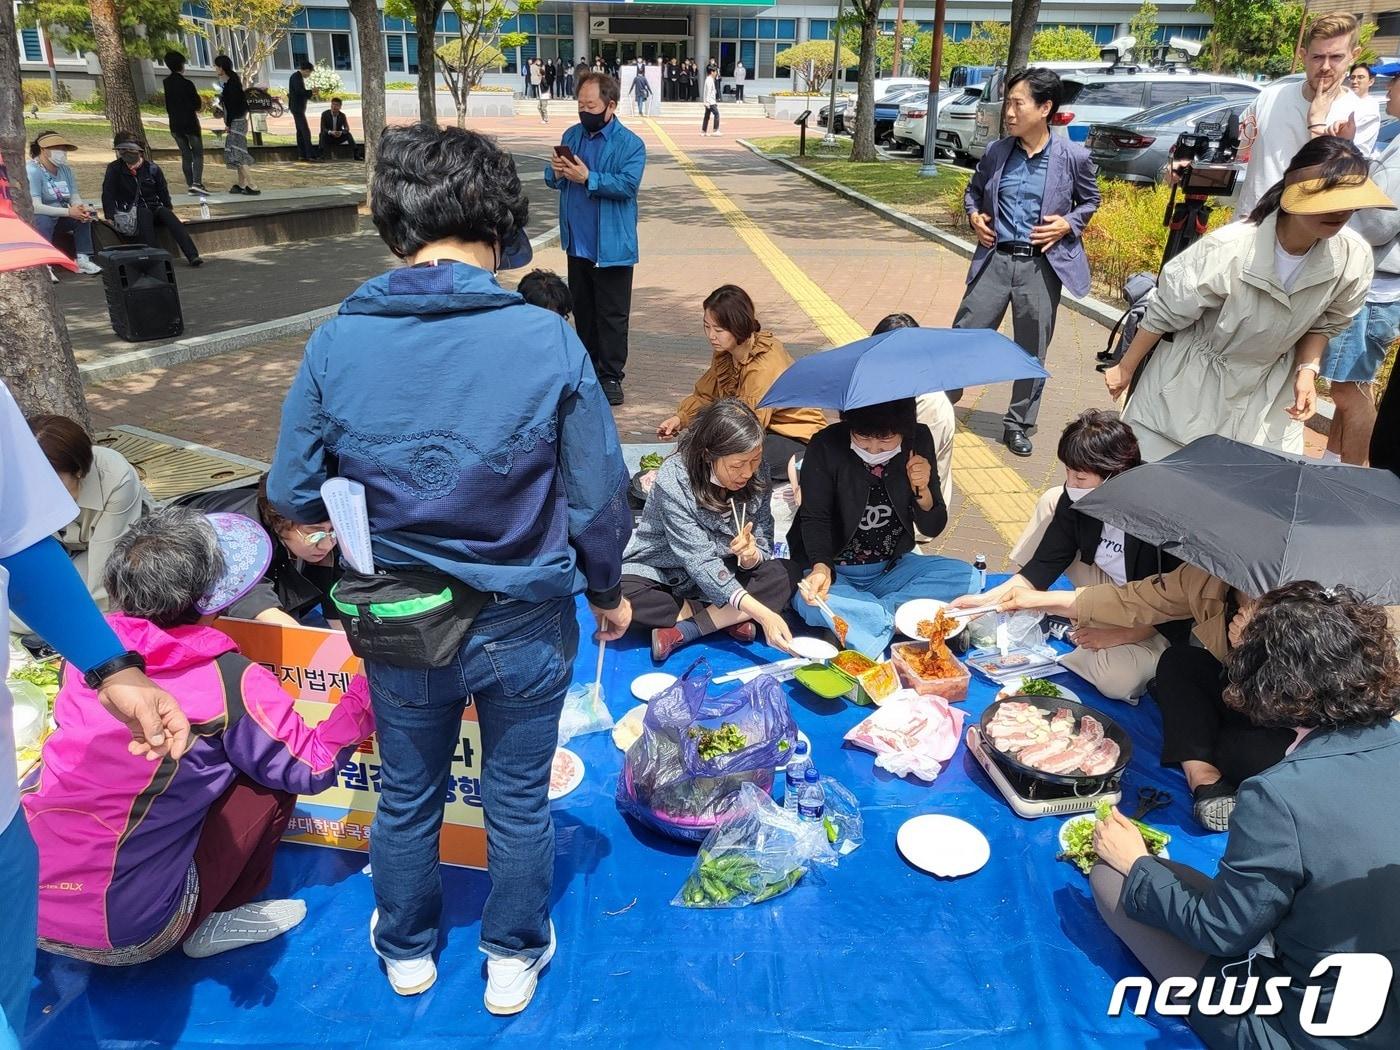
[85,114,1116,569]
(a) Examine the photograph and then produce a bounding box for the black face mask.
[578,109,610,134]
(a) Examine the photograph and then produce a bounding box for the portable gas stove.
[966,725,1121,819]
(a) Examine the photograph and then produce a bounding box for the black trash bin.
[96,246,184,342]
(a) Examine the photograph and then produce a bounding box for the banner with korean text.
[215,617,487,869]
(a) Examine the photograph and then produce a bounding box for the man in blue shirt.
[547,72,647,406]
[954,68,1100,456]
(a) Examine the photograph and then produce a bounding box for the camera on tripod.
[1169,115,1241,197]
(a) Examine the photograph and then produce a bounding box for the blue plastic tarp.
[24,596,1222,1049]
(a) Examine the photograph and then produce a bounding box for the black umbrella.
[1072,435,1400,601]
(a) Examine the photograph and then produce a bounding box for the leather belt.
[996,242,1037,257]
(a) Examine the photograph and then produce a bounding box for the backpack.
[1097,271,1158,372]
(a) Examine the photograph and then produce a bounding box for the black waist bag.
[330,568,489,669]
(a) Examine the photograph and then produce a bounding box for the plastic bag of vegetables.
[617,658,796,843]
[673,783,836,908]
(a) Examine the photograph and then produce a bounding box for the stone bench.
[85,187,365,257]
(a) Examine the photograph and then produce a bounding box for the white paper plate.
[995,682,1082,705]
[1058,814,1169,867]
[630,672,677,702]
[788,636,839,662]
[775,729,812,771]
[549,748,584,801]
[897,814,990,878]
[894,598,968,642]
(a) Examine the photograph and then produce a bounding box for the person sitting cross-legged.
[790,398,978,657]
[625,399,798,663]
[22,508,375,964]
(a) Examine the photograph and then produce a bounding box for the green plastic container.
[793,663,851,700]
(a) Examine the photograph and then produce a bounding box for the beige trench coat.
[1122,212,1372,461]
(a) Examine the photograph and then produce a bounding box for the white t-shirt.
[0,381,79,832]
[1275,242,1314,291]
[1354,94,1382,156]
[1093,524,1128,587]
[1238,81,1377,215]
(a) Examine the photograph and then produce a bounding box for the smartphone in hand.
[554,145,576,163]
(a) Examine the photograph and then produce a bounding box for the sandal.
[1192,780,1237,833]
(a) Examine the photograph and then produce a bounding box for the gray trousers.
[170,130,203,189]
[1090,859,1211,983]
[952,250,1063,432]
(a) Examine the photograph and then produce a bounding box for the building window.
[712,16,795,78]
[1376,11,1400,35]
[1154,24,1210,43]
[331,32,352,71]
[386,34,405,72]
[21,27,43,62]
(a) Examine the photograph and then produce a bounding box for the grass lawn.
[745,134,968,227]
[22,116,296,150]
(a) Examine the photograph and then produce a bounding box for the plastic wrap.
[844,693,966,782]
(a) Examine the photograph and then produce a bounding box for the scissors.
[1132,786,1172,820]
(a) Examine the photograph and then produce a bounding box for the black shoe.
[189,257,204,267]
[602,379,624,406]
[189,182,209,195]
[228,185,245,194]
[242,187,261,196]
[1004,430,1033,457]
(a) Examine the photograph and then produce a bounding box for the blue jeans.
[365,596,578,962]
[1322,299,1400,383]
[0,813,38,1048]
[32,214,92,256]
[794,553,979,657]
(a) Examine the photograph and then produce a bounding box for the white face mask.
[1064,485,1095,502]
[851,441,901,467]
[47,149,68,165]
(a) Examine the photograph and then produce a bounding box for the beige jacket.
[1123,213,1372,461]
[676,331,826,442]
[60,445,150,610]
[1074,563,1231,661]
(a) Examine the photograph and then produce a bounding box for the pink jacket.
[22,615,374,950]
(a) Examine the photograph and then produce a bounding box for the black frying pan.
[978,695,1133,790]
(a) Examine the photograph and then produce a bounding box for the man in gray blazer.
[955,67,1101,456]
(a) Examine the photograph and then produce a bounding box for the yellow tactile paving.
[644,119,1035,544]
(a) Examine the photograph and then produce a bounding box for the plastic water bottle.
[783,741,810,812]
[797,767,825,823]
[199,198,210,220]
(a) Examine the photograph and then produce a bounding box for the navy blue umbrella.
[756,327,1049,411]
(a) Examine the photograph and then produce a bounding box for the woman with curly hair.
[1086,582,1400,1049]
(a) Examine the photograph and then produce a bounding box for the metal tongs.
[944,602,1000,621]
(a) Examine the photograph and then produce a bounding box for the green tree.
[939,21,1010,77]
[385,0,449,123]
[1197,0,1306,77]
[434,0,530,128]
[1029,26,1101,62]
[774,40,858,96]
[200,0,301,87]
[2,0,87,423]
[849,0,883,161]
[1127,1,1160,61]
[23,0,184,136]
[347,0,386,171]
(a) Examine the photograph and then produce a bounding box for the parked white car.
[970,67,1258,159]
[889,90,963,154]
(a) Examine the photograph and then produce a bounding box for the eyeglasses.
[295,525,337,550]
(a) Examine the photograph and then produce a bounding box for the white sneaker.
[75,254,102,276]
[369,909,437,996]
[483,921,556,1016]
